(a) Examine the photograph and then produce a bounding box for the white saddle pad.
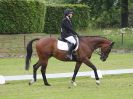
[57,37,79,51]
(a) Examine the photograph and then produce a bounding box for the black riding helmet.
[64,8,73,16]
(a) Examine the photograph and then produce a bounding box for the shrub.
[0,0,45,34]
[43,4,89,34]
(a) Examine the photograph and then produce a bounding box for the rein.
[94,50,101,56]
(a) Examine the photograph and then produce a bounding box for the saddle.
[57,37,79,60]
[57,36,79,51]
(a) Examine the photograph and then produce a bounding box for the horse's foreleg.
[83,58,100,85]
[41,61,51,86]
[71,62,82,86]
[29,61,40,85]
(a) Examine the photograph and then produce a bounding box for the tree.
[121,0,128,28]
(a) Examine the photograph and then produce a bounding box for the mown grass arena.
[0,54,133,99]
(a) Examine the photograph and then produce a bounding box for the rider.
[60,8,79,59]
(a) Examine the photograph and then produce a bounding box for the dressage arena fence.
[0,69,133,84]
[0,34,51,57]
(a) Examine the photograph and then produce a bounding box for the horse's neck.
[82,36,107,50]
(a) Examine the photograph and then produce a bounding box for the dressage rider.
[60,8,79,59]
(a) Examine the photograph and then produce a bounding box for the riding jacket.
[61,17,78,39]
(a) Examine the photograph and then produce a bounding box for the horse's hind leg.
[29,61,40,85]
[41,60,51,86]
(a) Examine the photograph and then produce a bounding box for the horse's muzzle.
[100,54,107,62]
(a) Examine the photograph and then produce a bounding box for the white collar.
[66,16,70,20]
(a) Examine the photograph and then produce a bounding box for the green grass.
[0,74,133,99]
[0,53,133,76]
[0,49,133,99]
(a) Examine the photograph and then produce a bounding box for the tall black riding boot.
[66,43,75,59]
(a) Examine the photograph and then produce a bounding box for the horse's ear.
[111,42,115,46]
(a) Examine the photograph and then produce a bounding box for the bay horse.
[25,36,114,86]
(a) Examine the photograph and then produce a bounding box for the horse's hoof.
[45,83,51,86]
[72,82,77,86]
[29,80,35,86]
[96,80,100,85]
[68,81,77,88]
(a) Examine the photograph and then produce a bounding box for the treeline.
[0,0,132,34]
[64,0,133,28]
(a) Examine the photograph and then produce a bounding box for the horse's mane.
[80,36,107,39]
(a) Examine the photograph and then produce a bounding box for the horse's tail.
[25,38,39,70]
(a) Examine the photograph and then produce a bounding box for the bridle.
[94,42,114,58]
[94,49,101,56]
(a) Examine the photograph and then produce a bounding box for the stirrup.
[66,54,72,60]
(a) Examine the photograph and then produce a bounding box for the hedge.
[0,0,45,34]
[44,4,89,34]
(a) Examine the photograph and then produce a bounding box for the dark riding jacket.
[61,17,78,39]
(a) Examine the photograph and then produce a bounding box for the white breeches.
[65,36,76,45]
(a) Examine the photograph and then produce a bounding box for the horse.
[25,36,114,86]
